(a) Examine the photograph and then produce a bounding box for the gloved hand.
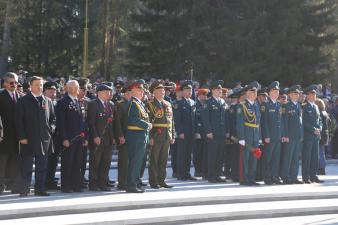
[239,140,245,146]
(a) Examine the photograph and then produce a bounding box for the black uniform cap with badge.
[267,81,280,92]
[128,79,146,91]
[210,80,224,90]
[304,84,318,95]
[43,81,58,92]
[244,81,261,92]
[257,87,268,97]
[228,87,243,99]
[149,80,166,93]
[96,84,113,92]
[180,80,193,91]
[288,85,302,94]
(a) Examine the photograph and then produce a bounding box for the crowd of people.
[0,71,337,196]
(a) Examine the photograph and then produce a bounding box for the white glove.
[239,140,245,146]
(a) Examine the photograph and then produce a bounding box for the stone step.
[1,198,338,225]
[1,181,338,220]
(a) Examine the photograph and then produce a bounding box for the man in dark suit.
[87,84,114,191]
[0,72,20,194]
[56,80,87,193]
[16,76,56,196]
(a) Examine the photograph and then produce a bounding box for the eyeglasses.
[9,81,18,85]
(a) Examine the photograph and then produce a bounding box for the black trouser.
[223,143,233,178]
[80,146,88,183]
[170,140,178,175]
[193,139,205,176]
[0,152,19,190]
[117,144,128,188]
[61,140,83,191]
[230,144,240,181]
[177,136,194,179]
[207,136,224,180]
[46,140,61,186]
[89,145,112,189]
[20,152,48,192]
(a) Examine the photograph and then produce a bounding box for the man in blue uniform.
[237,81,262,186]
[176,81,197,181]
[125,80,152,193]
[302,85,323,184]
[194,88,209,178]
[202,80,228,183]
[281,85,304,184]
[260,81,284,185]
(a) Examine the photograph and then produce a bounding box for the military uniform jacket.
[16,92,56,155]
[175,97,196,138]
[260,98,284,141]
[195,100,206,138]
[282,101,303,141]
[114,99,128,144]
[146,98,175,141]
[236,99,262,147]
[229,103,238,140]
[302,101,322,140]
[56,94,86,142]
[127,97,150,132]
[202,96,228,137]
[87,98,115,147]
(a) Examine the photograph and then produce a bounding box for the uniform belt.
[244,122,259,128]
[127,126,144,131]
[152,123,170,128]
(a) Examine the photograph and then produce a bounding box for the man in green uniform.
[125,80,152,193]
[114,87,131,190]
[147,80,175,189]
[237,81,262,186]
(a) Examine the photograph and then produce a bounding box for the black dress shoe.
[139,182,147,187]
[208,179,217,183]
[273,179,282,185]
[0,184,5,194]
[178,177,187,181]
[187,176,198,181]
[61,189,73,193]
[100,187,112,192]
[216,177,226,183]
[19,191,30,197]
[303,180,311,184]
[73,188,84,193]
[108,180,116,185]
[89,187,101,191]
[107,182,115,188]
[117,185,126,190]
[126,188,145,193]
[250,181,260,186]
[81,183,88,189]
[160,183,173,188]
[34,191,50,196]
[264,180,273,185]
[293,180,304,184]
[311,178,324,183]
[240,182,250,186]
[150,184,160,189]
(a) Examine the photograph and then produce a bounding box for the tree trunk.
[0,0,13,76]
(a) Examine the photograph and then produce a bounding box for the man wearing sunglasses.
[0,72,20,194]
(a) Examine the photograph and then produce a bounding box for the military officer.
[280,85,304,184]
[260,81,284,185]
[237,81,262,186]
[147,80,175,189]
[202,80,228,183]
[114,87,131,190]
[302,85,323,183]
[112,80,124,103]
[176,81,197,181]
[194,88,209,178]
[87,84,115,191]
[171,85,183,178]
[125,80,151,193]
[227,87,243,182]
